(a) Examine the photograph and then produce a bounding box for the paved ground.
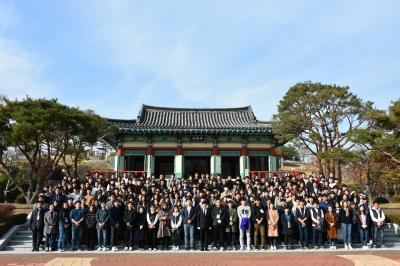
[1,250,400,266]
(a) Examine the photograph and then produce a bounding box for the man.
[211,198,227,251]
[237,198,251,251]
[44,204,59,252]
[109,200,123,251]
[225,199,238,250]
[370,201,386,248]
[295,199,309,249]
[197,200,212,251]
[310,201,324,249]
[30,201,46,252]
[253,197,266,250]
[96,202,109,251]
[70,201,85,251]
[181,198,196,250]
[123,201,136,251]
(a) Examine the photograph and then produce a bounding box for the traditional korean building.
[105,104,283,179]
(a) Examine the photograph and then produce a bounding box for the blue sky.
[0,1,399,120]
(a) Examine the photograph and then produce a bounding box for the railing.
[249,170,304,178]
[89,170,145,176]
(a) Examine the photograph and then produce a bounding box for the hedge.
[386,214,400,225]
[0,213,28,238]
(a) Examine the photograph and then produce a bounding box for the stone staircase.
[2,223,399,252]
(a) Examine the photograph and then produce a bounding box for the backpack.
[240,217,249,230]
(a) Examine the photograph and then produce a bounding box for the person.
[181,198,196,250]
[339,201,353,250]
[136,206,146,251]
[123,201,136,251]
[211,198,227,251]
[85,205,97,251]
[310,201,324,249]
[109,200,123,251]
[225,199,238,250]
[70,201,85,251]
[147,205,159,250]
[58,202,71,251]
[170,205,182,250]
[96,202,109,251]
[370,201,385,248]
[267,202,279,250]
[44,204,59,252]
[253,197,266,250]
[325,205,338,250]
[30,201,46,252]
[238,198,252,251]
[197,200,212,251]
[295,199,309,249]
[280,205,294,250]
[157,202,171,250]
[356,205,371,249]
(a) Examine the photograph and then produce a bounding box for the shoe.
[153,248,157,251]
[114,247,118,252]
[247,246,251,251]
[124,247,128,251]
[273,245,277,250]
[381,245,387,249]
[190,248,195,251]
[344,244,348,250]
[149,248,152,251]
[129,247,133,251]
[240,246,244,251]
[77,249,82,252]
[97,247,102,251]
[45,248,49,252]
[176,246,179,250]
[232,246,236,251]
[348,244,353,250]
[220,247,224,251]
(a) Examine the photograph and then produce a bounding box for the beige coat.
[268,209,279,237]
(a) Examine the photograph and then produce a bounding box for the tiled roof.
[108,104,272,135]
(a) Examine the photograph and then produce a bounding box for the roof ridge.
[141,104,252,112]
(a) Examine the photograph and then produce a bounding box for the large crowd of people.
[29,171,387,252]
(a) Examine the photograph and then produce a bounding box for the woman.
[147,205,159,250]
[123,201,136,251]
[157,202,172,250]
[85,205,97,250]
[58,202,70,251]
[170,205,182,250]
[225,200,238,250]
[339,201,353,249]
[44,204,59,252]
[325,205,338,250]
[280,205,294,250]
[356,205,371,249]
[136,206,147,251]
[268,202,279,250]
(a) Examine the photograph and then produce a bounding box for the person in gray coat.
[44,204,59,252]
[225,200,238,250]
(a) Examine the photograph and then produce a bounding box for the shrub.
[0,203,16,220]
[373,197,389,204]
[386,214,400,225]
[392,195,400,203]
[0,213,28,238]
[15,193,27,204]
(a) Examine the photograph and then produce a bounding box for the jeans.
[71,224,81,250]
[45,233,57,250]
[298,226,308,247]
[341,223,352,244]
[312,227,322,247]
[171,228,181,247]
[124,226,134,247]
[359,227,368,246]
[226,231,236,247]
[239,227,251,248]
[58,225,65,250]
[329,239,336,246]
[97,227,107,248]
[373,225,384,246]
[183,224,194,249]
